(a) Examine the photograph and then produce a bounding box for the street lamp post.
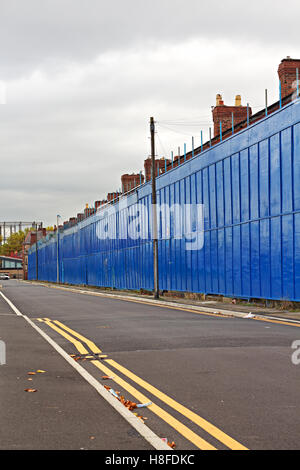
[150,117,159,299]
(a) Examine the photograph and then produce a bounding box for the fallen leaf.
[90,436,95,440]
[122,400,137,411]
[24,388,37,393]
[133,413,146,423]
[36,370,46,373]
[28,378,33,381]
[28,372,36,375]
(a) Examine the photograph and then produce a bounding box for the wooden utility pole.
[150,117,159,299]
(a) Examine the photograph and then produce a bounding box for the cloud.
[0,0,299,225]
[0,0,298,78]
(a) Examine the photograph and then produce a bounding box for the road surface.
[0,280,300,450]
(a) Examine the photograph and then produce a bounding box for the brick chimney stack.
[69,217,77,226]
[84,205,95,218]
[212,94,251,137]
[278,57,300,99]
[121,173,144,193]
[107,192,121,202]
[144,157,170,182]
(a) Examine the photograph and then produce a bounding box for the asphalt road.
[1,280,300,450]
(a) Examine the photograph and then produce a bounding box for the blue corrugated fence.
[29,99,300,301]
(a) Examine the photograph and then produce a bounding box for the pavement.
[1,279,300,450]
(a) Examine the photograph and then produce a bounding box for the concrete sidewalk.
[0,295,152,450]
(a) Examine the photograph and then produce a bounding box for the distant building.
[0,255,23,279]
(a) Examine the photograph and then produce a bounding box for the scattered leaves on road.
[104,385,152,413]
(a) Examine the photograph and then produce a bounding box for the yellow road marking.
[253,316,300,328]
[41,319,89,355]
[39,318,217,449]
[105,359,247,450]
[41,318,248,450]
[91,359,216,450]
[53,320,102,354]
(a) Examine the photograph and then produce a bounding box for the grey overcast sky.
[0,0,299,226]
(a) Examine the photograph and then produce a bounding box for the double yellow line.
[37,317,248,451]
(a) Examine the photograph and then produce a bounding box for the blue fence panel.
[28,100,300,301]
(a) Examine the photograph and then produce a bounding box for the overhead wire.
[156,123,200,137]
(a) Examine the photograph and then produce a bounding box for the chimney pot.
[216,94,223,106]
[235,95,242,106]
